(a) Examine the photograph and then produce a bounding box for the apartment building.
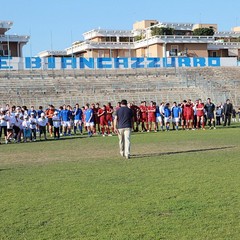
[0,20,29,57]
[39,20,240,60]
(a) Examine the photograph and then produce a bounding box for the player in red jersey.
[139,101,148,132]
[196,99,205,130]
[45,104,55,137]
[98,105,109,136]
[147,101,157,132]
[106,102,114,135]
[184,99,194,130]
[181,100,187,130]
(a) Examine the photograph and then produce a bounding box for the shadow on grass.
[131,146,236,159]
[0,168,12,172]
[0,134,117,145]
[28,135,88,143]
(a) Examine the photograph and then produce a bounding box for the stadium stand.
[0,67,240,107]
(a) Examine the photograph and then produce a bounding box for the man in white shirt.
[52,111,61,140]
[0,109,8,144]
[5,110,15,143]
[29,113,37,141]
[38,113,48,140]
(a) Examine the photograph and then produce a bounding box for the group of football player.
[0,98,233,144]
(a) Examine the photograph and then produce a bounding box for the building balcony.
[146,22,194,31]
[214,31,240,38]
[134,35,215,48]
[0,34,30,43]
[83,29,133,40]
[65,35,216,55]
[0,21,13,28]
[37,50,67,58]
[208,42,240,50]
[66,41,134,55]
[0,21,13,34]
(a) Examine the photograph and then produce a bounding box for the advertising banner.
[0,57,238,70]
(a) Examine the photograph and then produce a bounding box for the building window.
[170,45,178,56]
[125,51,131,57]
[212,51,217,57]
[119,37,132,42]
[98,50,105,57]
[0,44,10,56]
[104,37,117,42]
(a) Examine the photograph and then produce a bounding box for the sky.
[1,0,240,56]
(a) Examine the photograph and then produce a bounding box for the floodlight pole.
[7,32,10,74]
[29,29,33,72]
[71,30,76,76]
[50,30,54,76]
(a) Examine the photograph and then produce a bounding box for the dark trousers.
[31,129,37,140]
[39,126,47,139]
[0,126,7,137]
[216,116,221,125]
[224,115,231,126]
[54,127,60,139]
[193,115,197,128]
[13,126,20,141]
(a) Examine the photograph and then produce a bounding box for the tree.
[134,35,143,41]
[193,28,215,36]
[151,27,174,36]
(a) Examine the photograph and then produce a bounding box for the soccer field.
[1,125,240,240]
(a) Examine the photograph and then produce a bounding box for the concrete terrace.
[0,67,239,107]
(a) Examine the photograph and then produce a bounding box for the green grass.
[1,124,240,240]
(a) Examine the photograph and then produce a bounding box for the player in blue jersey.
[28,106,37,118]
[60,104,71,136]
[164,103,172,131]
[67,105,74,135]
[171,102,181,130]
[58,106,63,135]
[155,103,161,131]
[37,106,44,118]
[73,103,83,134]
[84,103,94,137]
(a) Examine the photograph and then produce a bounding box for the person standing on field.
[196,99,205,130]
[45,105,55,137]
[114,99,133,160]
[205,98,216,129]
[223,99,233,126]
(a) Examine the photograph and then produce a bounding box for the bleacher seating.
[0,67,240,107]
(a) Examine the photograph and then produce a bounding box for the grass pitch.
[0,124,240,240]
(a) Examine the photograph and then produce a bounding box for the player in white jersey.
[5,110,15,143]
[29,112,37,141]
[0,109,8,144]
[22,115,32,142]
[37,113,48,140]
[52,111,61,140]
